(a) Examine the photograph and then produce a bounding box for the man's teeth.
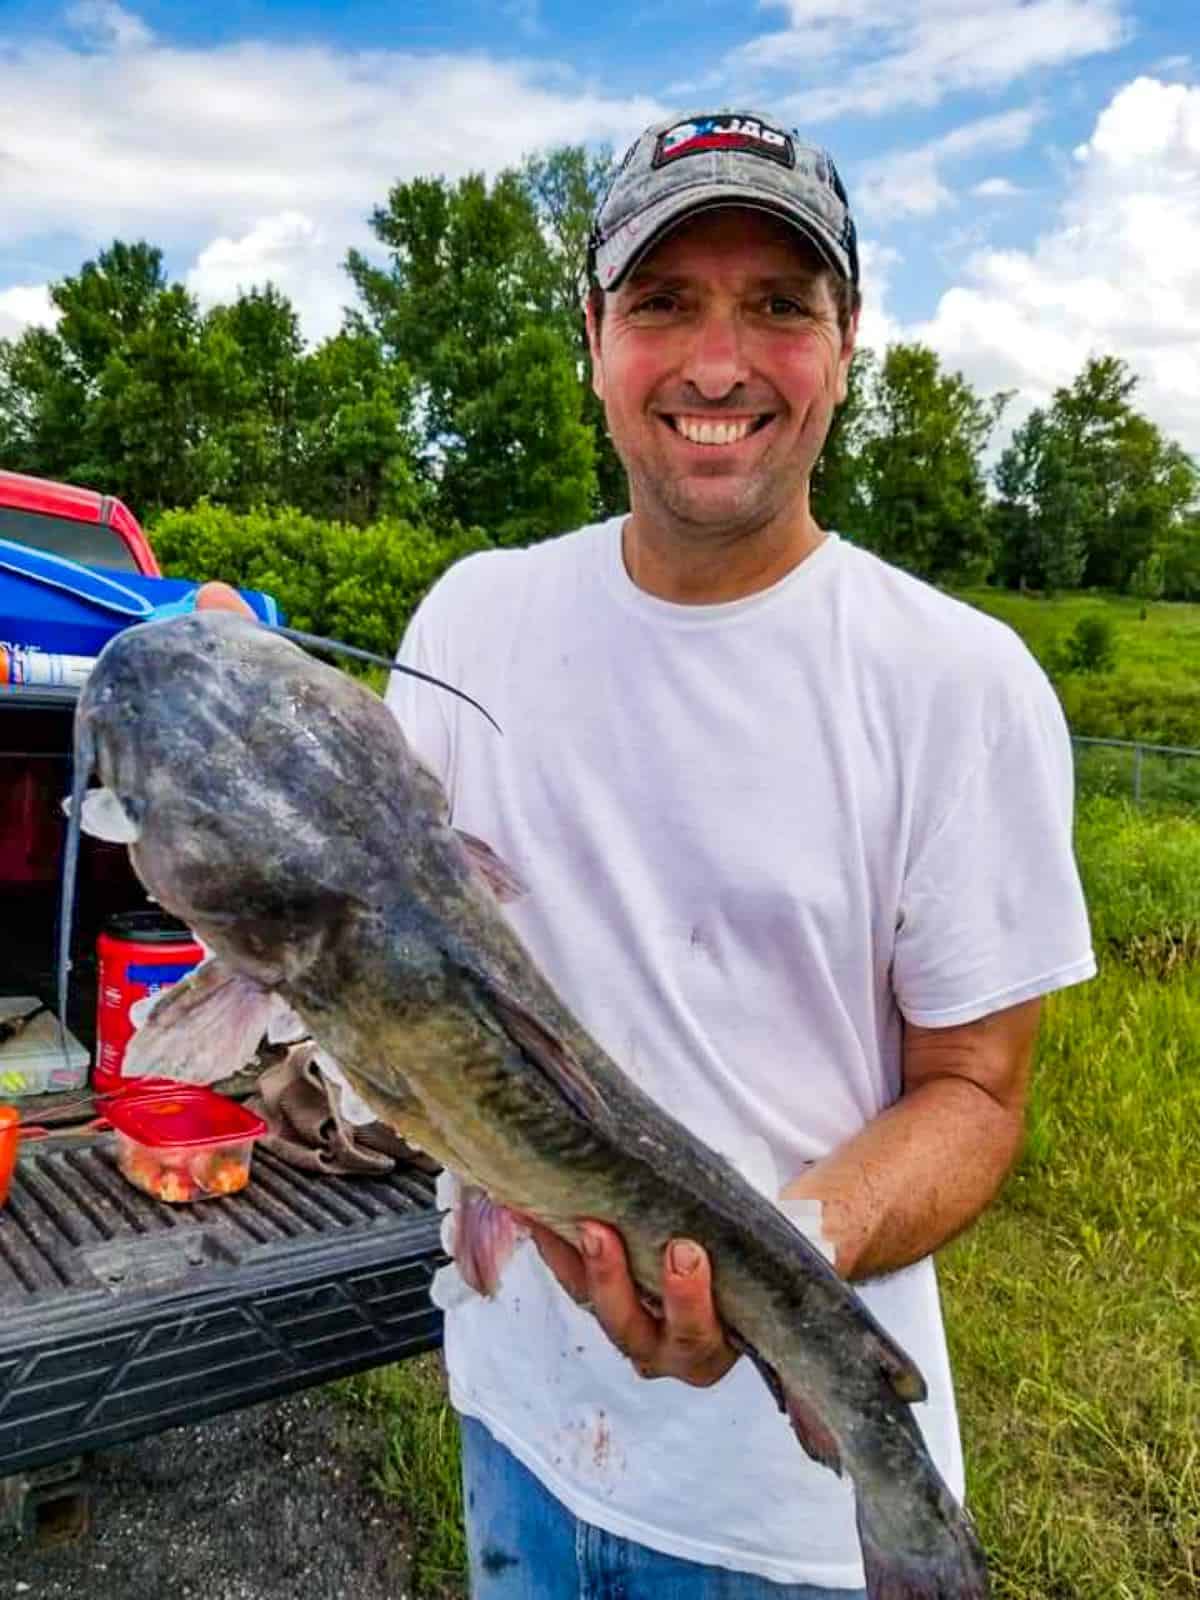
[672,416,758,446]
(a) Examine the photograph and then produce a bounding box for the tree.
[0,242,181,488]
[446,324,595,545]
[293,331,422,526]
[1158,512,1200,601]
[199,286,306,509]
[520,145,626,517]
[855,344,1006,582]
[992,356,1199,595]
[993,408,1088,593]
[0,244,272,514]
[346,162,597,543]
[0,246,426,525]
[810,349,874,538]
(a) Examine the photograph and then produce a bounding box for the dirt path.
[0,1387,420,1600]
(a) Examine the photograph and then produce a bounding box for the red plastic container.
[105,1086,266,1204]
[0,1105,18,1208]
[94,911,205,1094]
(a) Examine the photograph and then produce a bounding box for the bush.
[1062,612,1118,674]
[148,502,491,659]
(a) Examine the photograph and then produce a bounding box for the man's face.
[587,208,857,541]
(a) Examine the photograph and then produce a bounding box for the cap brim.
[595,188,850,290]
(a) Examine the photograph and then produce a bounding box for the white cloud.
[855,106,1039,222]
[0,284,58,339]
[972,177,1022,198]
[66,0,152,51]
[0,6,663,341]
[737,0,1129,120]
[855,237,902,353]
[184,212,350,342]
[897,77,1200,458]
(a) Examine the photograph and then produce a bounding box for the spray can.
[94,912,206,1094]
[0,644,97,691]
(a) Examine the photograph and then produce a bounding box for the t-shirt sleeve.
[892,662,1096,1027]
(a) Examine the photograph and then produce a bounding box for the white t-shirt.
[385,519,1095,1589]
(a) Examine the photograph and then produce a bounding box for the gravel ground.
[0,1388,423,1600]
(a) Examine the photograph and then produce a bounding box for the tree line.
[2,145,1197,602]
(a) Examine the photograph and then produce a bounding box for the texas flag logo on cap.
[653,115,795,170]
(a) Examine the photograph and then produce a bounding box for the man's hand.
[194,582,255,618]
[528,1219,736,1387]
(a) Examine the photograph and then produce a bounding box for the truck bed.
[0,682,445,1479]
[0,1130,444,1477]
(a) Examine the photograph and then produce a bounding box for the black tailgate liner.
[0,1137,444,1475]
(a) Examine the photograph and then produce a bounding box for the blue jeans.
[460,1415,867,1599]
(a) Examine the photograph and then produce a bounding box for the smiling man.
[379,110,1096,1599]
[206,108,1095,1598]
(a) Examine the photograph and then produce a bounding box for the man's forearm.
[780,1076,1025,1282]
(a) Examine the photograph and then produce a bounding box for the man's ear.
[585,292,605,403]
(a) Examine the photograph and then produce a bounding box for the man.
[204,109,1095,1597]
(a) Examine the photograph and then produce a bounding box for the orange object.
[0,1105,19,1207]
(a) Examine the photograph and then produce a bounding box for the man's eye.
[765,296,808,317]
[632,294,678,315]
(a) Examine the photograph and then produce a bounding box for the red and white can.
[94,911,205,1094]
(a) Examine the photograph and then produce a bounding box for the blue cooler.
[0,538,281,658]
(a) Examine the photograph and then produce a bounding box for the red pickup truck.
[0,471,442,1538]
[0,468,160,577]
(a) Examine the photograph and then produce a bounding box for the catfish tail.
[856,1489,990,1600]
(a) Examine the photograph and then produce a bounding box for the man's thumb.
[194,582,255,619]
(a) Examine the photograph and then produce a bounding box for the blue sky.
[1,0,1198,454]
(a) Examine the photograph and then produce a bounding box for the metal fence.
[1071,735,1200,809]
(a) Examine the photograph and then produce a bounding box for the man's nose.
[681,308,748,399]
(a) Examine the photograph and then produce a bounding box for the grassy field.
[338,789,1200,1600]
[941,795,1200,1597]
[959,587,1200,752]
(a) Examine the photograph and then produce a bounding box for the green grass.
[942,961,1200,1597]
[958,587,1200,749]
[1075,796,1200,970]
[942,793,1200,1595]
[336,792,1200,1598]
[338,1355,466,1599]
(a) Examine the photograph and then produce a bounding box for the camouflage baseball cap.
[589,109,859,291]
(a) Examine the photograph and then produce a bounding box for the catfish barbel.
[71,610,989,1599]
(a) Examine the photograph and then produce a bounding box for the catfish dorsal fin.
[454,830,528,903]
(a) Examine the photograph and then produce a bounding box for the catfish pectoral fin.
[452,1182,526,1296]
[462,971,607,1122]
[122,957,287,1084]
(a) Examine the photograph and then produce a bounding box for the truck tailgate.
[0,1133,443,1476]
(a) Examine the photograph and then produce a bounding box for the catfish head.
[74,609,450,987]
